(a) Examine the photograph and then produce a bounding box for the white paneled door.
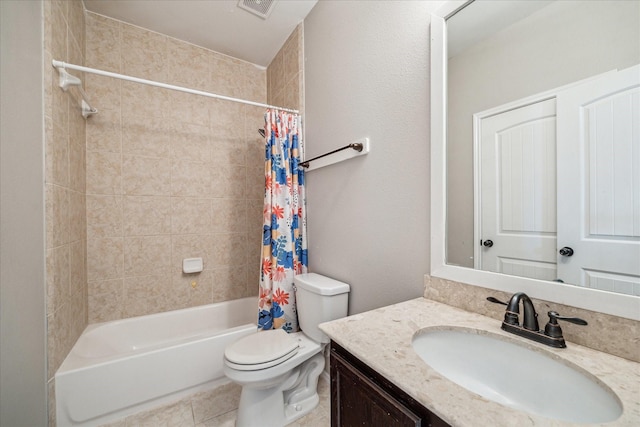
[478,98,558,281]
[477,65,640,295]
[556,65,640,295]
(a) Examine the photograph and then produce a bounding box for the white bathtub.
[55,297,257,426]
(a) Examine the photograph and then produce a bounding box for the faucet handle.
[486,296,508,306]
[544,311,587,338]
[547,311,588,326]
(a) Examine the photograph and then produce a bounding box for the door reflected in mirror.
[445,0,640,296]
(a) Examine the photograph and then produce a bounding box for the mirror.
[430,0,640,320]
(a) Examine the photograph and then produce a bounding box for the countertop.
[319,297,640,427]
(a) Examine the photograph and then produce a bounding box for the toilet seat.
[225,329,299,371]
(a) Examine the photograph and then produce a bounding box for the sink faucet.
[504,292,539,331]
[487,293,587,348]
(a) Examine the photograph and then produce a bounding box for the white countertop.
[319,298,640,427]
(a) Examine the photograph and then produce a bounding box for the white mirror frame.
[429,1,640,321]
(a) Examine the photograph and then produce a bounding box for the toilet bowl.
[223,273,350,427]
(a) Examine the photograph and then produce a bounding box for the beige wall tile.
[85,74,121,113]
[124,272,172,299]
[86,151,122,195]
[171,197,213,235]
[46,120,69,187]
[88,278,123,297]
[86,107,122,153]
[268,50,284,101]
[68,190,86,242]
[48,1,67,64]
[121,81,169,119]
[283,28,301,84]
[122,155,171,196]
[121,25,167,81]
[170,122,211,163]
[209,99,244,141]
[45,119,69,187]
[171,234,213,269]
[211,198,247,233]
[69,240,86,296]
[67,0,85,55]
[123,235,172,277]
[246,198,264,237]
[284,78,302,112]
[167,38,209,90]
[123,196,172,236]
[211,164,246,199]
[211,233,247,268]
[168,88,210,126]
[50,67,69,129]
[46,184,70,249]
[245,165,265,200]
[211,138,247,166]
[48,379,56,427]
[122,116,171,158]
[209,55,244,98]
[173,269,214,307]
[68,137,85,193]
[45,0,88,400]
[85,13,120,72]
[242,64,267,104]
[88,288,124,323]
[87,237,123,281]
[212,265,250,302]
[87,195,123,238]
[83,12,274,323]
[171,159,213,197]
[46,246,70,315]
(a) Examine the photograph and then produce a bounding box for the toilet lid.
[225,329,299,366]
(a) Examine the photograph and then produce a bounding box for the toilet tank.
[294,273,350,343]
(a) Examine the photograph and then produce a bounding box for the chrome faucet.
[487,293,587,348]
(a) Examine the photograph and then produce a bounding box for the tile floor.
[101,375,331,427]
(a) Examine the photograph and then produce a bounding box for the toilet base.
[235,352,325,427]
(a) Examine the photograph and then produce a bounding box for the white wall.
[304,1,437,315]
[0,0,48,425]
[446,0,640,267]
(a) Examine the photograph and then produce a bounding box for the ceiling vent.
[237,0,277,20]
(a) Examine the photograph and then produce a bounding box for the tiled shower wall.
[84,12,274,322]
[43,0,88,411]
[267,24,304,112]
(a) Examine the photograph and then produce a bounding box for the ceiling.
[84,0,318,67]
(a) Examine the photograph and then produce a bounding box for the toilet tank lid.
[294,273,350,295]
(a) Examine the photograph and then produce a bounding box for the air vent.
[237,0,277,20]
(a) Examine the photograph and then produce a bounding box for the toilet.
[223,273,350,427]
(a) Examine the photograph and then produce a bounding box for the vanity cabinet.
[330,341,449,427]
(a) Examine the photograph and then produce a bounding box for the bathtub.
[55,297,257,426]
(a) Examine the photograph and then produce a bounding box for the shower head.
[258,129,266,138]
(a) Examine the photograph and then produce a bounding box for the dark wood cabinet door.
[332,349,420,427]
[330,341,450,427]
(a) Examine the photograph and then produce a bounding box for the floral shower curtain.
[257,109,307,332]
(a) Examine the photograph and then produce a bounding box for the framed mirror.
[430,0,640,320]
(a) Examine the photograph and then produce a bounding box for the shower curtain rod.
[52,60,300,114]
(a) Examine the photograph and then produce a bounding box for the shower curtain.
[258,109,307,332]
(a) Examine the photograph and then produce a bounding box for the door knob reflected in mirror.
[559,247,574,257]
[482,240,493,248]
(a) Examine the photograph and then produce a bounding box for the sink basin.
[412,328,622,424]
